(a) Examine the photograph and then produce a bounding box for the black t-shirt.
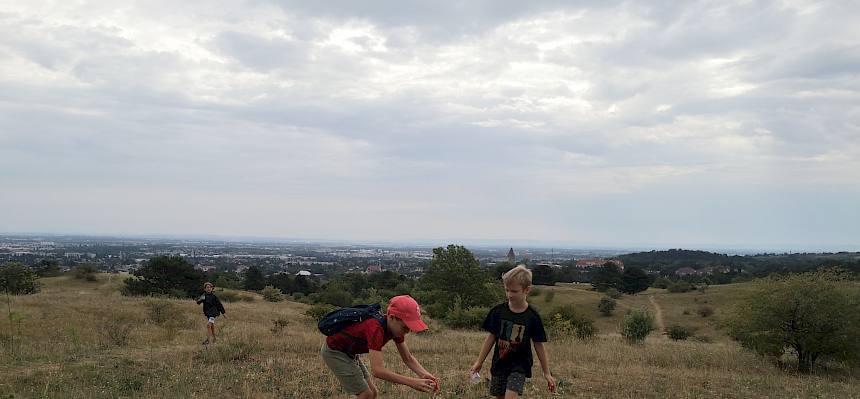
[482,302,547,378]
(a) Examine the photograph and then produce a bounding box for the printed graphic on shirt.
[498,319,526,360]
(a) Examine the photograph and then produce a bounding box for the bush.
[218,290,255,303]
[666,325,695,340]
[71,264,98,281]
[697,305,715,318]
[305,304,337,321]
[318,288,352,307]
[122,256,204,298]
[528,287,541,297]
[605,288,622,299]
[145,300,191,340]
[99,313,136,347]
[667,281,693,293]
[196,338,261,364]
[598,297,616,316]
[445,305,488,330]
[544,290,555,303]
[548,305,596,339]
[261,285,284,302]
[271,317,290,334]
[652,277,671,289]
[726,269,860,372]
[0,262,40,295]
[620,309,654,344]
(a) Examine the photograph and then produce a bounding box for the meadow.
[1,275,858,398]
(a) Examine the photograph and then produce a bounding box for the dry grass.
[0,275,857,398]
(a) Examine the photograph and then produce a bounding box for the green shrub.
[598,297,616,316]
[668,281,693,293]
[620,309,654,344]
[271,317,290,334]
[548,305,596,339]
[0,262,40,295]
[445,305,488,330]
[528,287,541,297]
[666,325,695,340]
[544,290,555,303]
[99,313,136,347]
[261,285,284,302]
[196,338,261,364]
[71,264,98,281]
[219,290,254,303]
[305,304,337,321]
[605,288,622,299]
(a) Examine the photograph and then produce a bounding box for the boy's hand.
[545,375,557,393]
[409,377,436,393]
[469,362,482,375]
[198,295,206,301]
[420,373,439,392]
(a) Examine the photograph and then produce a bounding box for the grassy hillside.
[0,275,857,398]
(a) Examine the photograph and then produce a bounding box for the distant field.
[0,275,857,398]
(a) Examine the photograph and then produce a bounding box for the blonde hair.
[502,265,532,288]
[203,282,214,288]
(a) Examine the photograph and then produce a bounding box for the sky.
[1,1,858,251]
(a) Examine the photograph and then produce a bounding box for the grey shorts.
[490,372,526,396]
[320,343,371,395]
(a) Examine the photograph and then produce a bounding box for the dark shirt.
[326,316,404,356]
[196,292,226,318]
[482,302,547,378]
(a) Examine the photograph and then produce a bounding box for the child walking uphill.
[320,295,440,399]
[470,265,556,398]
[196,282,225,346]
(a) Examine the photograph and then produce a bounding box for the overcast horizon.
[2,1,859,250]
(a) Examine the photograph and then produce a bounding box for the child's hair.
[502,265,532,288]
[203,282,214,289]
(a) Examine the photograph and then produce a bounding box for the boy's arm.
[195,293,205,304]
[215,296,226,315]
[469,333,495,374]
[533,342,557,393]
[367,349,435,393]
[394,340,438,384]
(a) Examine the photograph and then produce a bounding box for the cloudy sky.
[1,1,858,251]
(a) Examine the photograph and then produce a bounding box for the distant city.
[0,234,629,278]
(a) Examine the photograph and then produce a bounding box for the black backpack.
[317,304,384,336]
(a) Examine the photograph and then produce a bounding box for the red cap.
[387,295,428,332]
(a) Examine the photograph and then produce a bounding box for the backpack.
[317,304,384,336]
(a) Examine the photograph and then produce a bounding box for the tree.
[122,256,204,298]
[243,266,267,291]
[0,262,40,295]
[35,259,62,277]
[532,264,556,286]
[598,296,616,316]
[71,264,98,281]
[418,245,495,309]
[492,262,515,279]
[591,263,623,292]
[726,269,860,372]
[621,267,651,294]
[620,309,654,344]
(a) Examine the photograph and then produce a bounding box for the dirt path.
[648,295,666,335]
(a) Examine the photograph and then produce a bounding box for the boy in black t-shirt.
[470,265,556,398]
[196,282,225,346]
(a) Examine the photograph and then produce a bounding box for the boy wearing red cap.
[321,295,440,398]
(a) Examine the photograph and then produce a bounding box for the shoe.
[202,339,209,346]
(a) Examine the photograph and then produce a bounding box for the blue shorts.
[490,372,526,396]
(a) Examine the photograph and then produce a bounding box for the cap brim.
[404,318,428,332]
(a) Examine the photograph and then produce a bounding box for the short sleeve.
[366,321,387,351]
[530,311,547,342]
[481,306,498,335]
